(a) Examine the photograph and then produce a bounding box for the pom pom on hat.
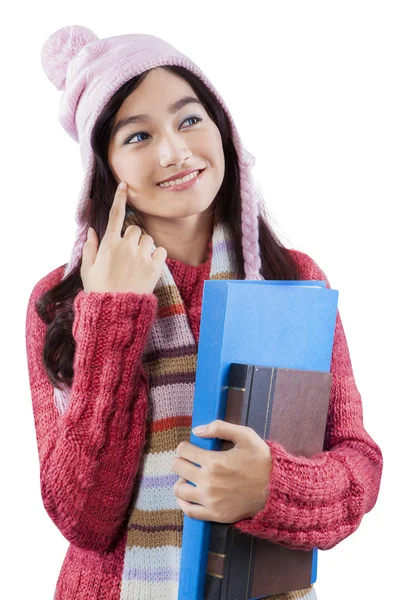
[41,25,98,91]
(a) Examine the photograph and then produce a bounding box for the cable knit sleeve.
[233,251,383,551]
[25,266,158,552]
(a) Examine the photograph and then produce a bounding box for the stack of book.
[177,279,338,600]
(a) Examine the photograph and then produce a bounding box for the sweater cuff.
[233,439,326,532]
[72,290,158,340]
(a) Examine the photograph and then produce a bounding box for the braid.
[52,222,87,414]
[239,158,263,280]
[64,223,87,279]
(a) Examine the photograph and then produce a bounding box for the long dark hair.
[36,65,302,391]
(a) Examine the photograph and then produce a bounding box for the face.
[107,67,225,226]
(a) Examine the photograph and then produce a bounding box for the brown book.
[204,363,332,599]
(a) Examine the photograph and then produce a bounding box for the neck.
[138,212,214,267]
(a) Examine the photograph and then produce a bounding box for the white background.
[1,1,398,599]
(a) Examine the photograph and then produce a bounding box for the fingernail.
[119,181,127,190]
[193,425,207,434]
[87,227,93,240]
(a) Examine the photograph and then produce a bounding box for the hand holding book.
[172,419,273,523]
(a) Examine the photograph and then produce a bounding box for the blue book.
[178,280,338,600]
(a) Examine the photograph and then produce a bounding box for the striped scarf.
[118,210,316,600]
[118,212,237,599]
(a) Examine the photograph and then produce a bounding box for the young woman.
[26,25,383,600]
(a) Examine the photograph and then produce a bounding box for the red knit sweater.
[25,249,383,599]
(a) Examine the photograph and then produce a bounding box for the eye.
[182,116,202,128]
[124,115,202,145]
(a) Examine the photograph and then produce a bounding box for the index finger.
[105,181,128,238]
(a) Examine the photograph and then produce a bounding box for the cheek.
[117,158,147,189]
[209,138,225,178]
[206,128,224,165]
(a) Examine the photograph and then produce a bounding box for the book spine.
[222,366,278,600]
[205,364,253,600]
[178,283,228,600]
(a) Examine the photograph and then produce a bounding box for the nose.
[158,131,193,168]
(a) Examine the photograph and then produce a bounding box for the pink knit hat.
[40,25,263,281]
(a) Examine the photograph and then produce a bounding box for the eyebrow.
[111,96,203,139]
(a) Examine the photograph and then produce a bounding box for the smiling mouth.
[157,169,205,187]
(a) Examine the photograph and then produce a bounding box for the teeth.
[159,170,200,187]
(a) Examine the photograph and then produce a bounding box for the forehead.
[111,69,203,138]
[121,67,197,113]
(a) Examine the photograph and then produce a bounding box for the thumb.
[81,227,98,274]
[192,419,248,445]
